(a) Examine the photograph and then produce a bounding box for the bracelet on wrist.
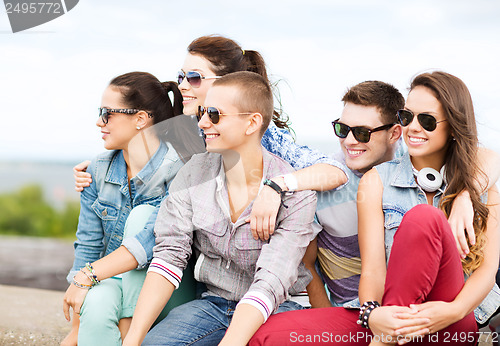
[80,268,96,285]
[72,277,92,290]
[357,301,380,329]
[263,179,288,208]
[85,262,100,285]
[263,179,284,196]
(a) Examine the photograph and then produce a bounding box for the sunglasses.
[98,107,151,124]
[177,70,221,88]
[397,109,447,132]
[197,105,252,124]
[332,119,395,143]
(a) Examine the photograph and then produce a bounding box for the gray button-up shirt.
[149,148,318,320]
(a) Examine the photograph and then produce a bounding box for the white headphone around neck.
[412,166,446,193]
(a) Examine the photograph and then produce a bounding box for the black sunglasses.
[397,109,447,132]
[332,119,395,143]
[98,107,151,124]
[197,105,252,124]
[177,70,221,88]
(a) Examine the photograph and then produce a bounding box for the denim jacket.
[376,153,500,324]
[67,141,183,282]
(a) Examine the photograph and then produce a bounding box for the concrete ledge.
[0,284,495,346]
[0,285,70,346]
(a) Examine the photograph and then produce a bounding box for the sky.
[1,0,500,163]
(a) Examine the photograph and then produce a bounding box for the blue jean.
[143,295,304,345]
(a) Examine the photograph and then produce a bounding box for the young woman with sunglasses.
[61,72,203,346]
[355,71,500,344]
[249,72,500,345]
[74,35,349,241]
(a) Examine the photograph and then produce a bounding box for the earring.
[136,126,141,130]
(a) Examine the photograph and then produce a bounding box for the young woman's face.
[178,53,219,117]
[403,85,451,167]
[97,86,138,151]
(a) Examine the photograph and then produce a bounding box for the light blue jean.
[143,295,304,345]
[78,205,196,346]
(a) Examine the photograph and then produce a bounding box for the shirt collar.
[105,141,169,186]
[215,146,274,193]
[390,153,419,189]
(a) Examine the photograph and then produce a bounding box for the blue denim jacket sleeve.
[66,161,105,283]
[261,122,348,182]
[121,202,161,269]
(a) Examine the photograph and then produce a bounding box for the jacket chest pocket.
[92,200,119,235]
[382,204,407,261]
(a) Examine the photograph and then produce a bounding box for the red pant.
[249,205,477,345]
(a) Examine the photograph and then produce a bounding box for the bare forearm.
[219,304,264,346]
[446,265,496,325]
[91,246,138,281]
[306,272,332,308]
[359,273,385,304]
[273,164,347,192]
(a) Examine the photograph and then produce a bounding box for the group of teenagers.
[61,34,500,346]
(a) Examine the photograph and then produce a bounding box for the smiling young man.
[122,71,318,346]
[304,81,404,309]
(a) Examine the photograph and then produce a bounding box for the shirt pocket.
[233,229,265,266]
[192,210,227,253]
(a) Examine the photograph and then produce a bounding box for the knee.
[80,287,120,325]
[398,204,449,240]
[123,204,156,238]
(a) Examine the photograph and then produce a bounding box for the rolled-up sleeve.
[121,204,160,269]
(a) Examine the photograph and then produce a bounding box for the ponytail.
[161,81,183,116]
[156,81,205,163]
[188,35,290,131]
[110,72,204,163]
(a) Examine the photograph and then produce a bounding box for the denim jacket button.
[102,208,108,217]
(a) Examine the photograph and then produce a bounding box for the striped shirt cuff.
[238,291,273,322]
[148,258,183,289]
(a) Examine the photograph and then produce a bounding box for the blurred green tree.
[0,185,79,238]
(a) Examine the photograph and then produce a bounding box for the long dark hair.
[110,72,205,162]
[411,71,488,274]
[187,35,290,131]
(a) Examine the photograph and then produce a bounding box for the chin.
[182,104,197,117]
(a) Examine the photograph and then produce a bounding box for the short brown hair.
[341,81,404,124]
[212,71,273,136]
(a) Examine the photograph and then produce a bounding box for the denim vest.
[375,153,500,324]
[67,141,184,282]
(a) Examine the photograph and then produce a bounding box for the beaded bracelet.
[85,262,100,285]
[72,277,92,290]
[357,301,380,329]
[80,268,96,287]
